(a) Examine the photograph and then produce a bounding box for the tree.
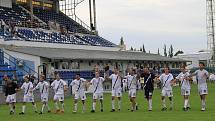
[130,46,134,51]
[168,44,174,58]
[140,47,143,52]
[174,50,184,56]
[120,37,124,45]
[142,44,146,53]
[163,44,167,57]
[157,48,160,55]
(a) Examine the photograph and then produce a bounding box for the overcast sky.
[75,0,207,55]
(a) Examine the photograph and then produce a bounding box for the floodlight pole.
[93,0,97,31]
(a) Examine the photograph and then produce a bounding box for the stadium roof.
[5,46,187,62]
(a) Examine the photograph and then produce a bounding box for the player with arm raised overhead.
[34,75,51,114]
[175,65,191,111]
[70,74,88,113]
[51,73,68,114]
[106,68,123,112]
[191,62,209,111]
[158,66,175,111]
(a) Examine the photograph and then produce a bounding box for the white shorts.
[54,94,64,102]
[41,93,49,102]
[181,89,190,96]
[161,90,173,97]
[128,89,137,98]
[23,95,35,103]
[112,88,122,97]
[74,92,86,100]
[93,93,103,100]
[6,94,16,103]
[198,87,208,95]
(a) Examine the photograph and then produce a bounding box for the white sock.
[9,104,13,112]
[41,104,45,113]
[33,104,38,112]
[100,101,103,110]
[149,99,152,110]
[55,102,59,110]
[170,100,173,108]
[46,103,50,111]
[118,100,121,110]
[82,103,86,112]
[61,103,65,111]
[187,101,190,108]
[201,100,206,108]
[74,103,77,112]
[92,102,96,110]
[184,99,188,108]
[162,99,166,108]
[112,100,115,109]
[22,105,26,113]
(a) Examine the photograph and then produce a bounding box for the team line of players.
[4,62,209,115]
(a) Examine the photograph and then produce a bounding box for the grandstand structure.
[0,0,187,92]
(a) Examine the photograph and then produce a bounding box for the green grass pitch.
[1,84,215,121]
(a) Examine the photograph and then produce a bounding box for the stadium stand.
[33,8,91,34]
[75,34,116,47]
[16,28,89,45]
[0,4,46,29]
[0,3,117,47]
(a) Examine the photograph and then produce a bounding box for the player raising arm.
[191,62,209,111]
[51,73,68,114]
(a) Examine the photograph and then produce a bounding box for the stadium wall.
[4,49,41,75]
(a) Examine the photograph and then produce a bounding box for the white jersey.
[176,72,191,90]
[126,75,140,90]
[21,82,34,96]
[90,77,104,93]
[159,73,174,91]
[34,81,49,95]
[70,78,86,93]
[109,74,122,90]
[51,79,67,95]
[194,69,209,88]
